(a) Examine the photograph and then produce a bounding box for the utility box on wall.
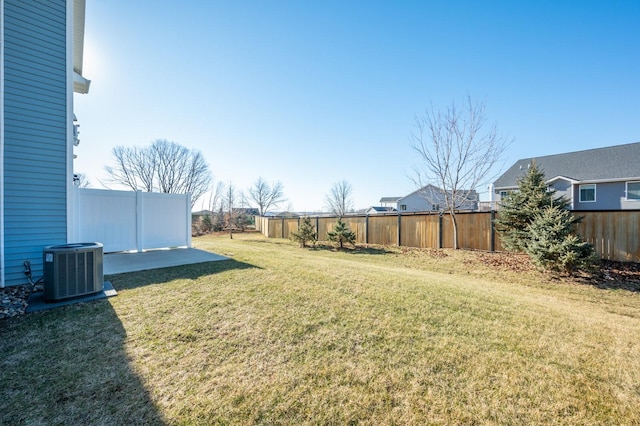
[43,243,104,302]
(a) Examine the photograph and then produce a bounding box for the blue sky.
[74,0,640,212]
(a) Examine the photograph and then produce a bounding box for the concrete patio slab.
[104,247,228,275]
[26,281,117,313]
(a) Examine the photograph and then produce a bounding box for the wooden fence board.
[401,214,439,248]
[368,215,399,246]
[255,210,640,263]
[577,211,640,262]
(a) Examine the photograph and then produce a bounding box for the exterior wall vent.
[43,243,103,302]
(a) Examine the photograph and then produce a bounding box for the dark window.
[627,182,640,201]
[579,184,596,203]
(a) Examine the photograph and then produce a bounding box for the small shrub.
[291,216,317,248]
[327,218,356,249]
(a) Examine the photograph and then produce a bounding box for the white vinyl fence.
[72,188,191,253]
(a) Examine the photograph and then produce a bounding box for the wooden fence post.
[365,215,369,244]
[397,213,402,246]
[438,212,443,249]
[281,218,285,239]
[490,210,496,252]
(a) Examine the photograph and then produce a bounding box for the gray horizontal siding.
[3,0,68,286]
[573,182,640,211]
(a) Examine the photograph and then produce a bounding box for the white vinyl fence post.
[187,193,192,248]
[136,191,143,252]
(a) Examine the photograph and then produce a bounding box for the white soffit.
[73,0,90,94]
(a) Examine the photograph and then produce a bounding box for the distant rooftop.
[380,196,402,203]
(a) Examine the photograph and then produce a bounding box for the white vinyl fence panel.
[73,188,191,253]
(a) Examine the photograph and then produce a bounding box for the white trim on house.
[626,181,640,201]
[72,0,90,94]
[578,176,640,184]
[579,184,596,203]
[546,176,580,184]
[66,0,75,243]
[1,0,5,287]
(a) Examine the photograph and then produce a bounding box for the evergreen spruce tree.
[526,206,597,273]
[291,216,317,248]
[494,161,569,251]
[327,218,356,249]
[202,215,213,233]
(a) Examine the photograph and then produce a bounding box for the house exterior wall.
[2,0,69,286]
[572,181,640,211]
[549,180,573,206]
[397,191,442,212]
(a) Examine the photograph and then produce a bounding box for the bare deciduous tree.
[224,182,238,239]
[325,180,354,217]
[208,181,225,213]
[247,178,286,216]
[105,139,212,207]
[411,96,512,249]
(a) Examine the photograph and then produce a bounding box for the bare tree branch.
[73,172,92,188]
[247,178,287,215]
[208,181,225,213]
[104,139,212,207]
[325,180,354,217]
[411,96,513,249]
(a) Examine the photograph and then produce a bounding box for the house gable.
[381,184,478,213]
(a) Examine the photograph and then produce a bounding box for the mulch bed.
[0,285,32,320]
[471,251,640,292]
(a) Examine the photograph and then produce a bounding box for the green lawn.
[2,233,640,425]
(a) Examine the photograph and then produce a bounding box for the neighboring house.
[380,196,402,208]
[379,185,479,213]
[366,206,397,215]
[1,0,90,287]
[494,142,640,210]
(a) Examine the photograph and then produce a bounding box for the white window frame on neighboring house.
[626,181,640,201]
[399,204,407,211]
[579,184,596,203]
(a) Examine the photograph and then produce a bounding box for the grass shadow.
[309,243,395,255]
[107,259,260,291]
[0,301,167,424]
[574,260,640,292]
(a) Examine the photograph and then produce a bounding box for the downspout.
[66,0,74,243]
[1,0,6,288]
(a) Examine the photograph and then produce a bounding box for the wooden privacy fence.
[255,210,640,263]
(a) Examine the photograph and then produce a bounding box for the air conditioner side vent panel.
[43,243,104,302]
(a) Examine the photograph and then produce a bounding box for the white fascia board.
[577,177,640,184]
[546,176,580,184]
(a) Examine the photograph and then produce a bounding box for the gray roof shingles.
[494,142,640,188]
[380,196,402,203]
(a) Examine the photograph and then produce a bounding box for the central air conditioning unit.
[43,242,104,302]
